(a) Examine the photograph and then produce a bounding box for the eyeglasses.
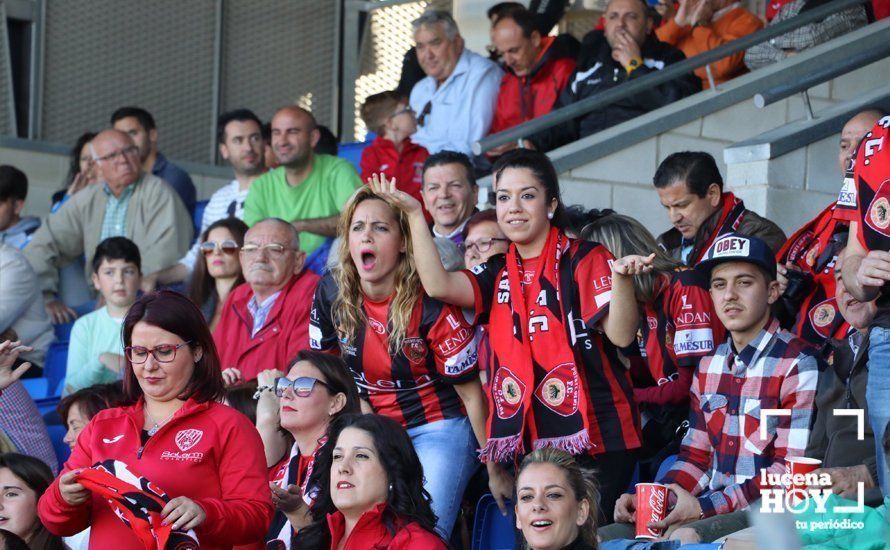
[275,376,332,398]
[389,105,414,119]
[417,101,432,127]
[200,240,240,256]
[94,145,139,164]
[240,243,295,258]
[461,237,509,254]
[125,341,193,364]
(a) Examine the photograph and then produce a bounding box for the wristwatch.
[625,57,642,74]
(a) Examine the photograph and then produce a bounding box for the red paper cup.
[635,483,669,540]
[785,457,822,494]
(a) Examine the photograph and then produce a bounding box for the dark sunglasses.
[200,240,240,256]
[275,376,332,398]
[417,101,432,127]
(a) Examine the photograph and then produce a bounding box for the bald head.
[249,217,300,250]
[90,129,142,195]
[839,109,886,173]
[271,106,320,170]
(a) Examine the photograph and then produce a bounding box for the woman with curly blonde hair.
[309,185,487,540]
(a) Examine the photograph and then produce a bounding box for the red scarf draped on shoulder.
[690,193,747,265]
[481,227,592,462]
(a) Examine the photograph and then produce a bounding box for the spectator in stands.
[0,453,64,549]
[189,218,248,331]
[0,166,40,250]
[359,91,429,206]
[528,0,700,152]
[214,218,319,383]
[837,115,890,497]
[461,209,508,270]
[244,106,362,257]
[805,255,882,505]
[25,129,192,325]
[111,106,197,214]
[292,414,446,549]
[65,238,141,394]
[0,245,53,373]
[655,0,762,89]
[488,1,571,36]
[487,7,577,156]
[654,151,786,265]
[262,121,279,171]
[603,233,820,543]
[146,109,265,291]
[581,213,724,480]
[775,109,884,346]
[409,10,502,157]
[52,132,99,213]
[421,151,478,247]
[515,448,598,550]
[264,351,361,547]
[744,0,868,70]
[58,382,125,451]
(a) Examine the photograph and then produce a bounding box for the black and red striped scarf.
[266,437,326,549]
[689,192,747,265]
[481,227,592,462]
[75,460,199,550]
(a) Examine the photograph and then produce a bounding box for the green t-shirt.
[243,154,362,254]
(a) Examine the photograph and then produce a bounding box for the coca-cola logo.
[649,489,666,519]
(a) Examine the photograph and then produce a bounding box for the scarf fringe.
[478,434,524,463]
[533,430,592,456]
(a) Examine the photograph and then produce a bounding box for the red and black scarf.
[75,460,199,550]
[690,192,747,265]
[266,438,325,549]
[481,227,592,462]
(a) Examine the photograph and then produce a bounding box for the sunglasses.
[200,240,240,256]
[417,101,432,127]
[275,376,333,398]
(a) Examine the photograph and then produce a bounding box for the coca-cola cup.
[635,483,669,539]
[785,457,822,501]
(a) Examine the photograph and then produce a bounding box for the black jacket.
[529,30,700,152]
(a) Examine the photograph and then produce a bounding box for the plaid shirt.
[100,181,137,242]
[661,318,819,517]
[0,381,58,474]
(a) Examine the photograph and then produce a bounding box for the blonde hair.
[331,186,422,355]
[359,91,404,136]
[517,448,599,548]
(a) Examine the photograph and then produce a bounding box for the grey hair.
[412,10,460,40]
[250,217,301,250]
[434,237,465,272]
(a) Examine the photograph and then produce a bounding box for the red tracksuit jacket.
[360,136,429,205]
[326,503,446,550]
[37,399,273,549]
[213,270,319,381]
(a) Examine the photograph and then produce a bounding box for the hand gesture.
[270,482,304,513]
[776,262,800,296]
[857,250,890,289]
[60,470,91,506]
[649,484,701,531]
[611,29,642,68]
[221,367,242,387]
[612,253,656,276]
[673,0,693,26]
[67,171,91,197]
[486,463,515,516]
[689,0,713,26]
[0,340,32,391]
[162,496,206,531]
[368,173,424,216]
[45,299,77,325]
[257,369,284,389]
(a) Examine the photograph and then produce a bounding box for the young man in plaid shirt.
[602,233,820,543]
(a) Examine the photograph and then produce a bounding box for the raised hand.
[368,173,424,216]
[612,253,656,276]
[0,340,32,390]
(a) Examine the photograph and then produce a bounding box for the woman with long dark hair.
[293,413,445,549]
[51,132,99,213]
[372,149,648,523]
[0,453,64,550]
[38,291,272,549]
[188,217,248,331]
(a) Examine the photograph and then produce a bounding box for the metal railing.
[473,0,870,155]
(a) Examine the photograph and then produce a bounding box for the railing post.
[705,64,717,91]
[800,90,815,120]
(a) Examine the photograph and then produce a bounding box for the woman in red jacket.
[293,413,446,549]
[38,291,273,550]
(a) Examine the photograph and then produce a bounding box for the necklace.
[144,406,177,437]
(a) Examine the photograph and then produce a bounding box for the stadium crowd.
[0,1,888,549]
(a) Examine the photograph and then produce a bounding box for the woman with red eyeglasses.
[38,291,273,549]
[189,218,249,331]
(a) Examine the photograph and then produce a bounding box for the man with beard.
[145,109,268,289]
[244,106,362,256]
[213,218,319,382]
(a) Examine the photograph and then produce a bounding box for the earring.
[547,212,554,220]
[389,483,393,492]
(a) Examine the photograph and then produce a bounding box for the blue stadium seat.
[193,199,209,243]
[46,423,71,469]
[472,493,515,550]
[53,321,75,343]
[22,377,49,399]
[338,140,372,173]
[34,395,61,418]
[44,341,69,397]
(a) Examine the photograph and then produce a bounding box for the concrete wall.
[557,57,890,238]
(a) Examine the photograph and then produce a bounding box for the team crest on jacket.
[493,367,525,419]
[534,363,580,417]
[865,180,890,236]
[808,298,838,338]
[175,429,203,452]
[402,337,427,363]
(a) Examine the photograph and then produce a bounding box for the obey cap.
[697,233,777,280]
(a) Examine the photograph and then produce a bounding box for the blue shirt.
[409,48,502,156]
[247,291,281,338]
[153,152,196,216]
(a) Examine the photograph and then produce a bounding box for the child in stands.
[64,238,141,393]
[359,91,429,208]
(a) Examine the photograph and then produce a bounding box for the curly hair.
[293,413,441,548]
[331,186,421,355]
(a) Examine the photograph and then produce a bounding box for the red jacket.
[326,503,446,550]
[360,136,428,204]
[213,270,319,380]
[489,36,576,135]
[37,399,273,549]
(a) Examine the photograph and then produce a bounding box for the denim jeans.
[407,416,479,539]
[867,327,890,496]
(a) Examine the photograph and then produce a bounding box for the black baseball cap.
[696,233,777,280]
